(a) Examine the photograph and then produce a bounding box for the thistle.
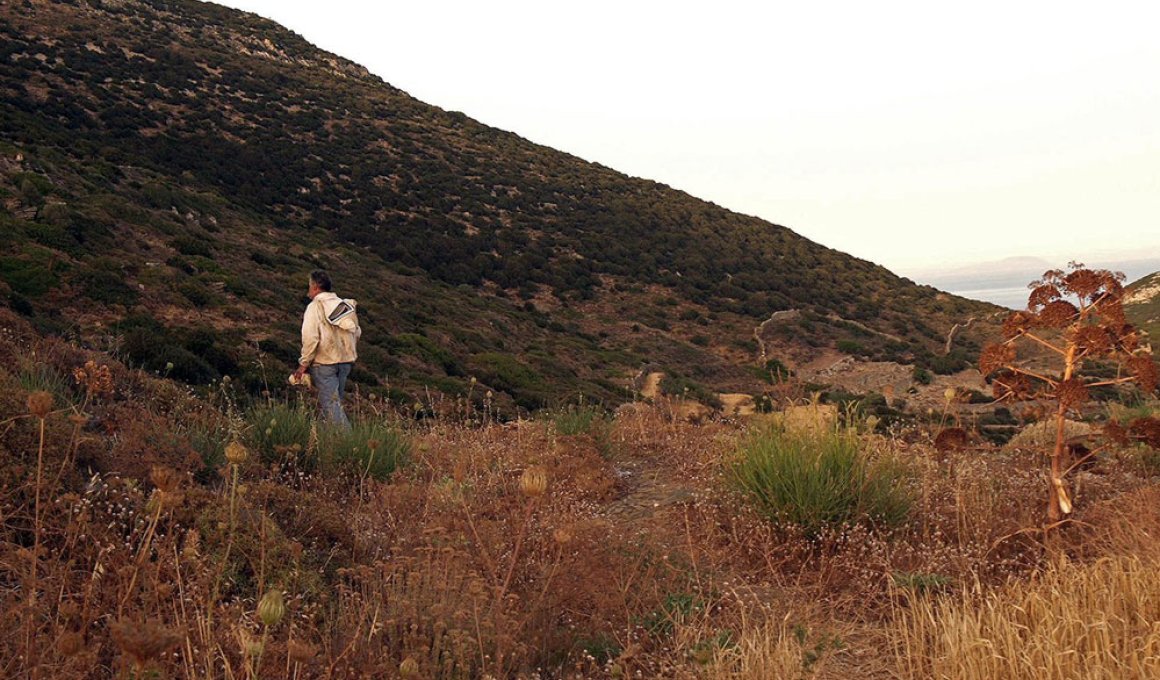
[519,466,548,497]
[257,589,285,627]
[400,657,420,677]
[26,390,53,418]
[109,619,181,672]
[225,440,249,465]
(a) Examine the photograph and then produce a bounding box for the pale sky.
[212,0,1160,279]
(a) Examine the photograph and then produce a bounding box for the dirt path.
[600,456,697,525]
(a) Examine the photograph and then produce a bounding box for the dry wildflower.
[73,361,114,399]
[1127,355,1159,394]
[150,465,181,493]
[225,440,249,465]
[1027,283,1061,309]
[1128,417,1160,449]
[1109,323,1140,352]
[109,619,181,669]
[27,390,54,418]
[1072,325,1113,354]
[1101,299,1128,327]
[258,588,286,627]
[1061,268,1103,299]
[399,657,420,677]
[979,343,1016,375]
[182,529,201,559]
[236,627,264,658]
[1056,378,1089,410]
[1002,311,1035,339]
[553,527,573,545]
[992,371,1033,401]
[934,428,969,453]
[519,466,548,497]
[1036,300,1079,329]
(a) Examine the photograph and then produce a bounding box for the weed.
[245,402,314,467]
[320,420,410,481]
[891,570,951,594]
[552,401,606,436]
[730,426,913,534]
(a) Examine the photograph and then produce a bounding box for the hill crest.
[0,0,997,411]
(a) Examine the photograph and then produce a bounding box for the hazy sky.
[212,0,1160,277]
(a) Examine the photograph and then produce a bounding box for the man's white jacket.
[299,292,361,366]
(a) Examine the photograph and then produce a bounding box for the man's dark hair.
[309,269,332,292]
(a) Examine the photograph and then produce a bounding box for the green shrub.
[753,357,792,384]
[0,250,61,298]
[836,339,864,355]
[321,420,410,481]
[75,267,139,306]
[552,401,606,436]
[246,402,314,466]
[730,427,912,535]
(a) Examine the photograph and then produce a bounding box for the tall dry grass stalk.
[894,554,1160,680]
[707,614,839,679]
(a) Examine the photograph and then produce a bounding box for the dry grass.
[2,311,1159,678]
[893,553,1160,680]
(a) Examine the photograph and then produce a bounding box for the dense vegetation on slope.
[0,0,995,411]
[1126,271,1160,342]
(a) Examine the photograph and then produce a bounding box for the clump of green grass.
[552,401,606,436]
[730,426,912,534]
[321,421,410,481]
[246,402,314,466]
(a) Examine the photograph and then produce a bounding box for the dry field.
[2,315,1160,679]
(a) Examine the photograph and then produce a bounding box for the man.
[293,270,360,428]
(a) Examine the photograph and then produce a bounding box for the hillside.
[0,0,997,411]
[1126,271,1160,343]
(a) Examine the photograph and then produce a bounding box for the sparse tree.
[980,263,1158,524]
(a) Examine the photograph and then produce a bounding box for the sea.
[917,257,1160,310]
[947,286,1033,310]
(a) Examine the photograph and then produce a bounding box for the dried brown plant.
[979,263,1159,524]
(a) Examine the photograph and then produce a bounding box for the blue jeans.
[310,362,352,429]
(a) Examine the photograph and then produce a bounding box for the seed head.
[109,619,181,669]
[1002,311,1035,339]
[1127,354,1159,394]
[1072,325,1113,354]
[1036,300,1079,329]
[979,343,1016,375]
[236,628,263,658]
[27,390,53,419]
[519,466,548,497]
[553,527,573,545]
[400,657,420,677]
[258,588,286,627]
[225,441,249,465]
[150,466,185,509]
[1056,378,1089,410]
[934,427,969,453]
[1027,283,1061,309]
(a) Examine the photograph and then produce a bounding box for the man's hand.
[293,364,308,379]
